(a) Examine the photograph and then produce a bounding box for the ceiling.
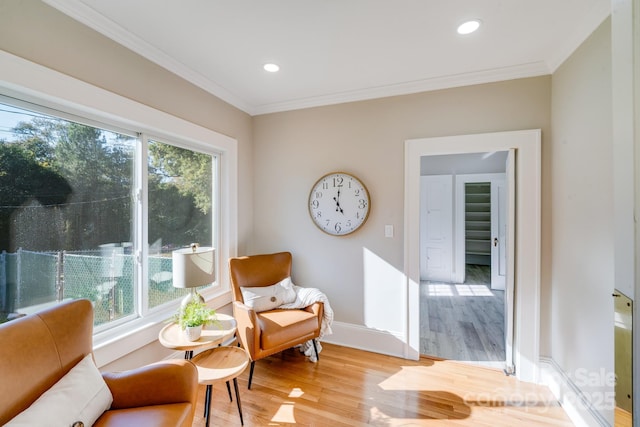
[43,0,610,116]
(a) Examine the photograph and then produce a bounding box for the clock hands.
[333,189,344,214]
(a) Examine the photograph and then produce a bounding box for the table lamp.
[172,243,215,308]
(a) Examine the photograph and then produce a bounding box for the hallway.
[419,265,505,365]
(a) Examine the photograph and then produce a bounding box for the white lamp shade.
[172,246,216,289]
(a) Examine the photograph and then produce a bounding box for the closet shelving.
[465,182,491,265]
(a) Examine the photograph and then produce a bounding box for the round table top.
[158,312,236,351]
[191,346,250,384]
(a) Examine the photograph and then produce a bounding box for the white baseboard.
[162,322,406,362]
[322,321,406,358]
[539,357,612,427]
[163,322,405,362]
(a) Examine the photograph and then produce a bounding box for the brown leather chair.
[229,252,323,389]
[0,299,199,426]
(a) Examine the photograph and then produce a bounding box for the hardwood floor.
[420,265,506,364]
[191,343,572,426]
[615,406,632,427]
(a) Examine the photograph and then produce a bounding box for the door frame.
[404,129,541,383]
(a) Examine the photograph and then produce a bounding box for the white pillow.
[6,353,113,427]
[241,277,297,312]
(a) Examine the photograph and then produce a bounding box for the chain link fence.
[0,249,193,326]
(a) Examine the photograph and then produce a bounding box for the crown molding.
[252,62,550,115]
[42,0,253,114]
[44,0,606,117]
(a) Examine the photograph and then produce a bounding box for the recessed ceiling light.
[457,19,481,35]
[263,63,280,72]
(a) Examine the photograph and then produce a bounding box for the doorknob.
[493,237,498,247]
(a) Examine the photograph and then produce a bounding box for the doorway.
[419,154,508,366]
[456,174,508,291]
[404,129,541,383]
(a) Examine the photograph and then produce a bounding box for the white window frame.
[0,50,238,366]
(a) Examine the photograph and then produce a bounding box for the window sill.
[93,290,233,368]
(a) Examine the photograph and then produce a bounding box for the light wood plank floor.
[420,265,506,363]
[192,343,573,426]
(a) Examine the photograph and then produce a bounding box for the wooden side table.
[191,346,250,426]
[158,313,236,359]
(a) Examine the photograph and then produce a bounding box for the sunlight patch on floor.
[288,387,304,398]
[427,283,495,297]
[427,284,455,296]
[455,284,495,296]
[375,363,562,420]
[270,402,296,424]
[377,366,436,391]
[369,406,409,426]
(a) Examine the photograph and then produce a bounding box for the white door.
[490,177,507,290]
[420,175,453,282]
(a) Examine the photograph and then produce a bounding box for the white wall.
[550,17,614,424]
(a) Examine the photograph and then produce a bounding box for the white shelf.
[465,183,491,259]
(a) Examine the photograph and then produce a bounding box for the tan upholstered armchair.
[229,251,323,389]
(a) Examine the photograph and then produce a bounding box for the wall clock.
[308,172,370,236]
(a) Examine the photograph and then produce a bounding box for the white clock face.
[308,172,370,236]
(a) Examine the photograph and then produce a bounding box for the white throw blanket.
[278,285,334,362]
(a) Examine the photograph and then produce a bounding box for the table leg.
[204,384,212,426]
[233,377,244,426]
[226,380,233,402]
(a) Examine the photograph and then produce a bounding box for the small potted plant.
[172,300,217,341]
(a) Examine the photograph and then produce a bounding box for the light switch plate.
[385,225,394,238]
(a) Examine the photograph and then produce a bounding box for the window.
[0,99,218,330]
[0,50,237,365]
[147,138,216,309]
